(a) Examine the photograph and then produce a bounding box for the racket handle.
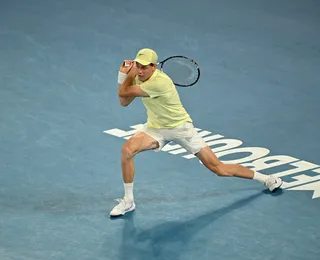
[123,61,132,67]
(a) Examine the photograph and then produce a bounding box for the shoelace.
[115,198,125,204]
[114,198,134,211]
[115,198,132,207]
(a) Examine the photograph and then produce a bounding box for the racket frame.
[157,55,200,87]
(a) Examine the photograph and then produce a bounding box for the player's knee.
[211,164,231,177]
[121,144,135,160]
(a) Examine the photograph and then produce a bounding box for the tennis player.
[110,48,282,217]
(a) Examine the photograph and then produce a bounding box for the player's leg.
[172,122,282,192]
[121,132,159,184]
[195,146,282,191]
[196,146,254,178]
[110,129,164,217]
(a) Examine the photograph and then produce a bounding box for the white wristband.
[118,71,127,84]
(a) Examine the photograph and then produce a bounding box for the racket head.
[158,55,200,87]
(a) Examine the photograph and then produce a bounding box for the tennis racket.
[157,55,200,87]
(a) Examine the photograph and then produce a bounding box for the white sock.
[253,171,269,184]
[124,182,134,201]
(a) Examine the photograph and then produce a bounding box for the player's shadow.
[117,191,264,260]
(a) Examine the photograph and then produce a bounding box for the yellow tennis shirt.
[134,69,192,128]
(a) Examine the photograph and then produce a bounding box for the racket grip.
[122,61,132,67]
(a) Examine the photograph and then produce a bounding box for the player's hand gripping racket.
[157,55,200,87]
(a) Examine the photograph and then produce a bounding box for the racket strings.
[160,57,199,87]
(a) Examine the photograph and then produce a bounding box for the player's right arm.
[117,60,137,107]
[118,61,149,106]
[117,84,135,107]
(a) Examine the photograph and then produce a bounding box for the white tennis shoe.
[110,198,135,217]
[264,176,283,192]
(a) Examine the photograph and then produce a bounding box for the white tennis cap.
[134,48,158,66]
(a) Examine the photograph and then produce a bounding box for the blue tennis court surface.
[1,0,319,259]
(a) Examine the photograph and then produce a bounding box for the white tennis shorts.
[138,121,207,154]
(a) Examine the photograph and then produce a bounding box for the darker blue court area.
[1,0,319,259]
